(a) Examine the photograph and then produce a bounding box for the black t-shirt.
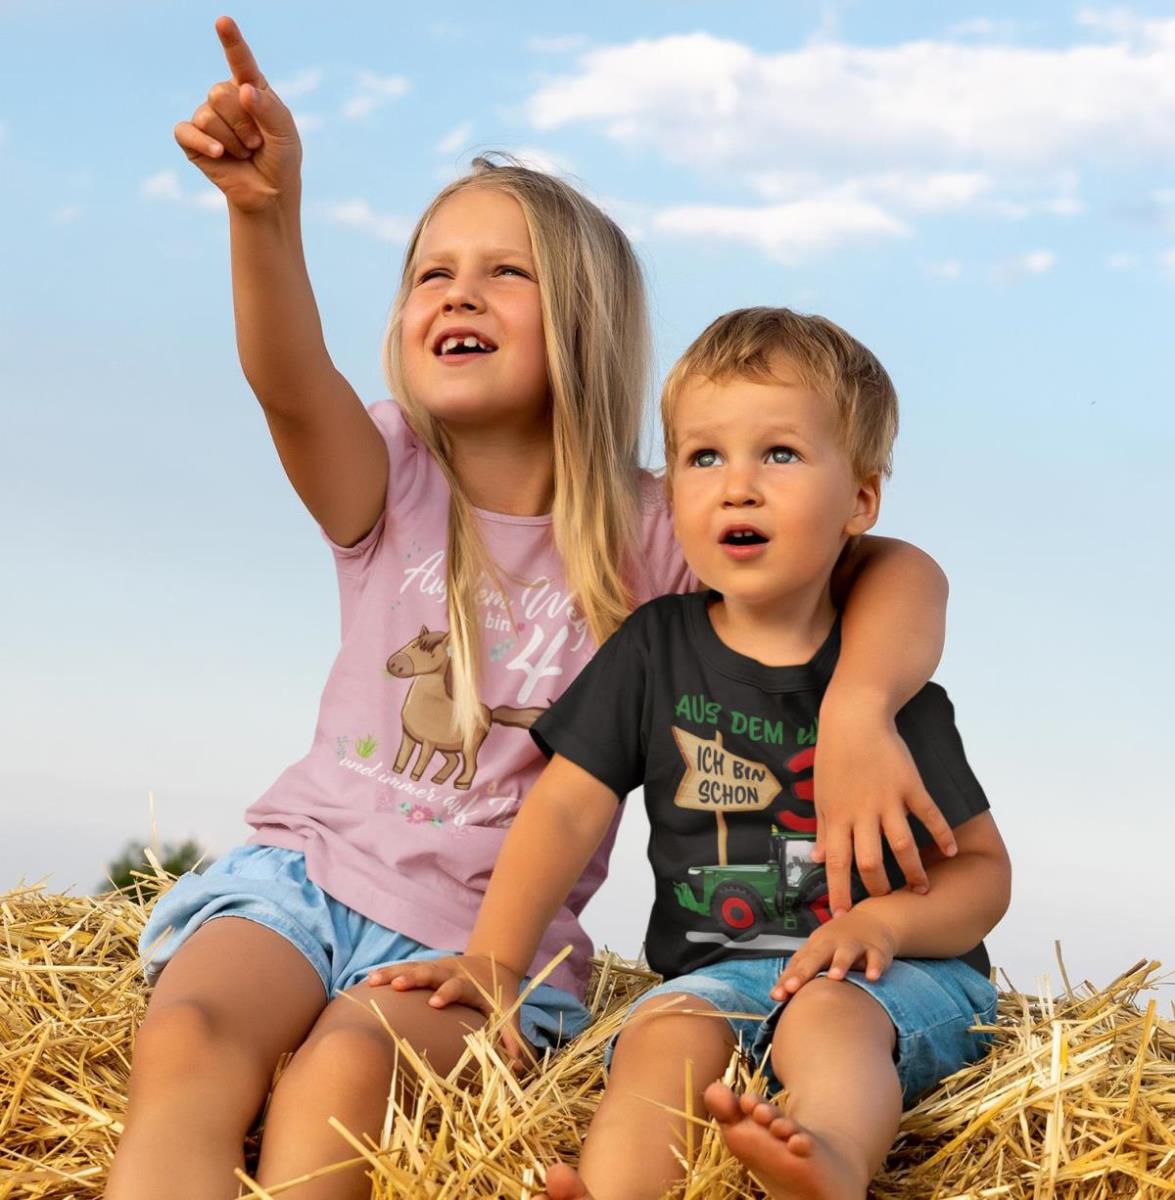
[532,591,991,981]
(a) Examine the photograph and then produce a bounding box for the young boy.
[370,308,1011,1200]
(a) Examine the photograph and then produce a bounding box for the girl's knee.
[280,1021,399,1094]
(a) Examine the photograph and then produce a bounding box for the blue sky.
[2,1,1173,996]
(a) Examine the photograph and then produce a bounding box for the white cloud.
[527,34,588,54]
[319,199,414,243]
[526,27,1175,173]
[272,67,324,100]
[1105,252,1138,270]
[506,146,575,176]
[991,249,1056,282]
[141,170,184,201]
[51,204,84,225]
[292,112,325,135]
[943,17,1029,40]
[924,258,963,280]
[651,198,908,263]
[343,71,410,121]
[140,170,224,213]
[1161,248,1175,276]
[436,121,474,155]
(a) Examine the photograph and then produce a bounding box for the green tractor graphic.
[674,829,828,933]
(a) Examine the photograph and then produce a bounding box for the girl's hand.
[811,701,957,915]
[174,16,302,214]
[366,955,531,1068]
[771,910,896,1000]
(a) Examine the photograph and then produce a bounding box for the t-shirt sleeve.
[895,683,990,844]
[633,472,696,603]
[323,399,428,573]
[530,612,650,801]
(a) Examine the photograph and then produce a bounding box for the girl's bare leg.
[535,994,735,1200]
[252,983,491,1199]
[704,977,901,1200]
[105,917,327,1200]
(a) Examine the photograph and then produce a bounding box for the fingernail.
[209,141,224,156]
[246,134,262,149]
[915,885,928,895]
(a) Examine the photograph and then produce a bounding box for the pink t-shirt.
[245,401,694,998]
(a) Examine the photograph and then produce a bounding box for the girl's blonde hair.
[383,155,650,743]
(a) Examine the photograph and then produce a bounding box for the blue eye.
[417,268,448,283]
[690,449,721,468]
[497,265,529,278]
[768,446,798,464]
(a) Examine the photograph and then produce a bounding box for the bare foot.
[703,1083,868,1200]
[535,1160,593,1200]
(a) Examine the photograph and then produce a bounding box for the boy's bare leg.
[704,977,901,1200]
[252,983,491,1199]
[536,994,736,1200]
[105,917,327,1200]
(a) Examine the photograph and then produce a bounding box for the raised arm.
[175,17,386,545]
[816,535,955,913]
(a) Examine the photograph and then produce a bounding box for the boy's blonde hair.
[661,307,898,483]
[383,156,649,743]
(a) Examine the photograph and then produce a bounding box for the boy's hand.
[366,955,531,1069]
[174,16,302,214]
[771,909,896,1000]
[811,702,957,915]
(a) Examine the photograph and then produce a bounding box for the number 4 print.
[505,625,567,704]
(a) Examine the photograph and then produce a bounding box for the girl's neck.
[446,419,555,517]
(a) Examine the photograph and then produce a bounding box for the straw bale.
[1,876,1171,1199]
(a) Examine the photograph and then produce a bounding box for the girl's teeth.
[463,336,479,349]
[442,337,459,354]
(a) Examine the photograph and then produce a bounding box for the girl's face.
[400,187,549,432]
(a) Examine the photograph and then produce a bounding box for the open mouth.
[721,527,769,546]
[433,332,499,357]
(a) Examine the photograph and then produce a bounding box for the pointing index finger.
[215,16,267,89]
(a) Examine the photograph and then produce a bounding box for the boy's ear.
[844,472,881,537]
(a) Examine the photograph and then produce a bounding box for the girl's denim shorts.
[139,844,592,1054]
[607,953,997,1106]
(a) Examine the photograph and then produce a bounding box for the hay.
[1,875,1171,1199]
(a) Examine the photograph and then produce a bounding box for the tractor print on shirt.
[675,828,830,932]
[670,729,837,936]
[385,626,545,790]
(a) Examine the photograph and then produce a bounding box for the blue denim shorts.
[607,953,997,1106]
[139,844,592,1053]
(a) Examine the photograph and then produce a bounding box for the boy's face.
[670,364,880,610]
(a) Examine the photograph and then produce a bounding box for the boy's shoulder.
[613,590,703,644]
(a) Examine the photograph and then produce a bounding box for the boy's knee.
[613,992,731,1064]
[773,978,895,1044]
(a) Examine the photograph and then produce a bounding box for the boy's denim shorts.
[606,953,997,1106]
[139,844,593,1054]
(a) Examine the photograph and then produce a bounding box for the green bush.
[101,838,212,894]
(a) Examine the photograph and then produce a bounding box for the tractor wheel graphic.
[710,883,765,932]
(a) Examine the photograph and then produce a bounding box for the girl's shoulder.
[632,467,694,600]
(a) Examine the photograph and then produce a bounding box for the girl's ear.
[845,472,881,537]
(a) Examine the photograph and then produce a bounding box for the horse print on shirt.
[385,626,545,790]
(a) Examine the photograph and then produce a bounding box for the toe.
[751,1101,782,1126]
[768,1116,799,1141]
[703,1082,743,1124]
[786,1130,814,1158]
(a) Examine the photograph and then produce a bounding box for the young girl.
[106,18,956,1200]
